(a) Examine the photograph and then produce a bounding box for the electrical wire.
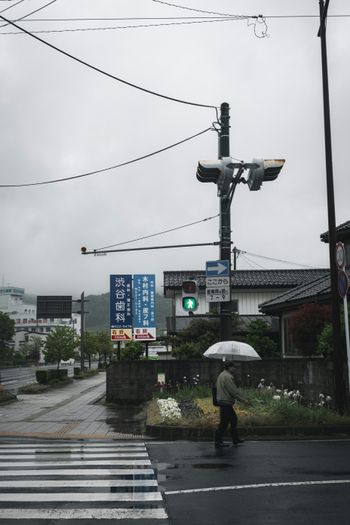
[0,0,57,28]
[95,214,219,251]
[0,0,25,14]
[0,126,213,188]
[0,16,245,35]
[0,14,217,109]
[241,250,315,269]
[150,0,247,18]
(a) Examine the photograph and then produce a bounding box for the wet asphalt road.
[148,439,350,525]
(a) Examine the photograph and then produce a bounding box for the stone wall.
[106,358,335,404]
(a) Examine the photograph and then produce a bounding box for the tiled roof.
[163,269,329,290]
[259,274,331,314]
[320,220,350,243]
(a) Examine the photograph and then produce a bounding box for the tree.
[95,331,113,367]
[318,304,350,357]
[0,312,15,363]
[120,341,144,360]
[20,335,43,363]
[246,319,279,358]
[288,303,331,356]
[83,331,98,369]
[43,326,80,368]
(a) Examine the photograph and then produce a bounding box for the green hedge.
[36,368,68,385]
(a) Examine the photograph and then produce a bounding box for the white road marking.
[0,467,154,476]
[0,508,168,520]
[0,459,151,467]
[0,492,163,502]
[0,478,158,488]
[0,452,148,459]
[165,479,350,495]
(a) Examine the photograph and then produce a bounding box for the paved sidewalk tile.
[0,372,147,440]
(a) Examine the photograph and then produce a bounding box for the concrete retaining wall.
[106,358,335,403]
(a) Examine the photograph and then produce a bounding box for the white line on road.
[0,479,158,488]
[165,479,350,495]
[0,492,163,502]
[0,459,151,467]
[0,508,168,520]
[0,452,148,459]
[0,468,155,476]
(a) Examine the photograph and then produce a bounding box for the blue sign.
[206,260,230,277]
[110,274,133,329]
[133,274,156,340]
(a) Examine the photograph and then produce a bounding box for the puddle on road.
[105,404,146,435]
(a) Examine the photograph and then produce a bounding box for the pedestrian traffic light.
[182,280,198,312]
[247,159,285,191]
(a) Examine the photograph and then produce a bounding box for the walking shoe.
[232,439,245,446]
[215,442,230,448]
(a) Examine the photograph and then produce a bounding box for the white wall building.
[0,287,81,356]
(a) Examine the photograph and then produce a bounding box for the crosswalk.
[0,441,168,523]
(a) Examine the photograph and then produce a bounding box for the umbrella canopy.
[204,341,261,362]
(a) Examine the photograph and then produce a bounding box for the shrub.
[288,303,331,356]
[120,341,144,361]
[172,342,202,360]
[36,369,49,385]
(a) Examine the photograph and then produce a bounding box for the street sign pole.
[218,102,232,341]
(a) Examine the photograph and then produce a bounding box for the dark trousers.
[215,404,239,444]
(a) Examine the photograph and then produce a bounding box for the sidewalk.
[0,372,146,441]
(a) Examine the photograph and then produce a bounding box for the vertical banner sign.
[133,274,156,340]
[110,274,133,341]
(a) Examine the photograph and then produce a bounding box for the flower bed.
[147,378,350,429]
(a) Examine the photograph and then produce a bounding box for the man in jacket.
[215,362,248,448]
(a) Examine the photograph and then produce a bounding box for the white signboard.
[206,286,230,303]
[206,276,230,288]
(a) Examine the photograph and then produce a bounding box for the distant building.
[260,220,350,356]
[163,268,329,335]
[0,286,81,358]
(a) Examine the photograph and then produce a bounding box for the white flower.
[273,395,281,400]
[326,395,332,402]
[319,393,325,399]
[275,389,282,394]
[157,398,182,422]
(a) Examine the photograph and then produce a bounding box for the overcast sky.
[0,0,349,297]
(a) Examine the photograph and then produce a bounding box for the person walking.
[215,362,248,448]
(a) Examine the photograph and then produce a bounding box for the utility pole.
[79,291,86,372]
[218,102,232,341]
[318,0,347,412]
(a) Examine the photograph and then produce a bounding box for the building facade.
[0,286,81,357]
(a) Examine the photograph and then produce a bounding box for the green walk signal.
[182,296,198,311]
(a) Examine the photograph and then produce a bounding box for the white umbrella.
[204,341,261,362]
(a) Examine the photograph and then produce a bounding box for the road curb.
[146,424,350,441]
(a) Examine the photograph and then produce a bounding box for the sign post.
[205,260,231,303]
[335,242,350,391]
[110,275,133,345]
[133,274,156,341]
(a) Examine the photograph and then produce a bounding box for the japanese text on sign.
[110,274,133,329]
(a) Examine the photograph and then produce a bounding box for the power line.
[0,0,25,14]
[0,14,217,109]
[240,249,315,269]
[0,0,56,27]
[0,126,213,188]
[0,16,246,35]
[95,214,219,251]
